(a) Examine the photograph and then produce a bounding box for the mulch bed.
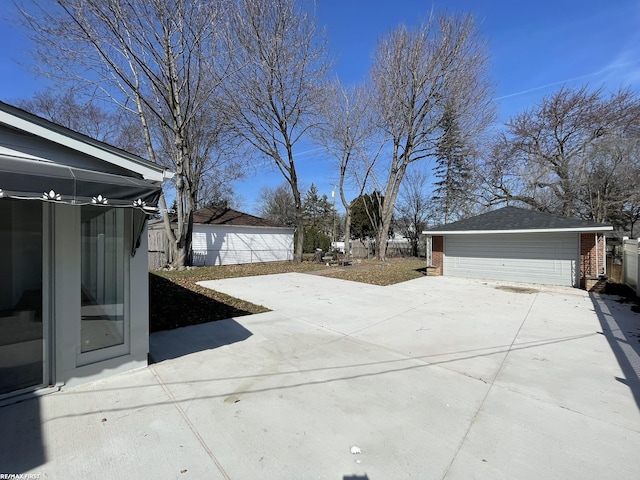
[148,273,268,333]
[606,281,640,313]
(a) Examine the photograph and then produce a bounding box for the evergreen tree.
[433,102,472,223]
[303,184,335,234]
[350,192,385,241]
[301,226,331,253]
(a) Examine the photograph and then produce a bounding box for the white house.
[0,101,170,404]
[150,207,294,266]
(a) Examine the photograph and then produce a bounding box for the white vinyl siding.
[444,233,578,286]
[191,225,294,266]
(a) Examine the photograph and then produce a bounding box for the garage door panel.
[444,233,577,286]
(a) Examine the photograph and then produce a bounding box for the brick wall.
[430,236,444,275]
[580,233,605,288]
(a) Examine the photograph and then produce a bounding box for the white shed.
[152,207,294,266]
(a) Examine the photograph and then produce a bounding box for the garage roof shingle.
[191,207,289,228]
[424,206,612,234]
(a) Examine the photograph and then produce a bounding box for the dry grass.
[150,257,427,332]
[318,257,427,286]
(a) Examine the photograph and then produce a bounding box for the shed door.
[444,233,578,286]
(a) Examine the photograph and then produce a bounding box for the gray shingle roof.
[149,207,293,229]
[424,206,612,233]
[191,207,288,228]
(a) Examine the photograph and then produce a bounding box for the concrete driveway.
[1,274,639,479]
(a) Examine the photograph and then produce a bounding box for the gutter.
[422,227,614,235]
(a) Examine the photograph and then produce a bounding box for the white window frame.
[76,208,131,367]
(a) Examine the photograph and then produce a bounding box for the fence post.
[622,236,628,291]
[636,239,640,297]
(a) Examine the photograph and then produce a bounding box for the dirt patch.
[606,282,640,310]
[605,281,637,298]
[149,272,269,332]
[495,285,539,294]
[311,258,427,286]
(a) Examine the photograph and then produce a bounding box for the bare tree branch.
[221,0,330,261]
[370,13,494,259]
[18,0,240,266]
[483,86,640,222]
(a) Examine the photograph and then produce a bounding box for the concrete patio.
[1,274,639,479]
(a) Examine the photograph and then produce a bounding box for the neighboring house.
[149,207,294,267]
[0,101,171,403]
[423,206,613,289]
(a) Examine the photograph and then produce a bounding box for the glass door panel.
[0,200,43,395]
[80,207,125,353]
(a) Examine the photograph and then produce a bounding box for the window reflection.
[0,200,42,394]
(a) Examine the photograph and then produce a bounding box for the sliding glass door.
[0,200,43,395]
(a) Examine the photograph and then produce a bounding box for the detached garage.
[423,207,613,289]
[150,207,294,267]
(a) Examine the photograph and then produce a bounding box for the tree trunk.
[376,222,389,261]
[292,185,304,262]
[172,207,193,267]
[376,195,396,261]
[344,207,352,261]
[295,220,304,261]
[376,162,405,261]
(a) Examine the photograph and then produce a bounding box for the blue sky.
[1,1,640,213]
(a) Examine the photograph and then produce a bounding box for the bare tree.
[222,0,330,262]
[484,86,640,217]
[19,0,239,267]
[369,13,493,260]
[312,80,378,260]
[257,183,297,227]
[394,167,434,257]
[623,202,640,239]
[582,134,640,230]
[18,88,147,156]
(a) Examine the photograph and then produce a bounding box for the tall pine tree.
[303,184,335,234]
[433,102,471,223]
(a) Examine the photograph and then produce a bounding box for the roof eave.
[194,223,295,231]
[422,226,614,235]
[0,103,172,183]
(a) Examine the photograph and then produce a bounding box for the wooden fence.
[148,229,171,270]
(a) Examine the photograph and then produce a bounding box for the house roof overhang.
[0,101,171,183]
[0,156,161,211]
[0,102,171,212]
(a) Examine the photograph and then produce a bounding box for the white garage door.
[444,233,578,286]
